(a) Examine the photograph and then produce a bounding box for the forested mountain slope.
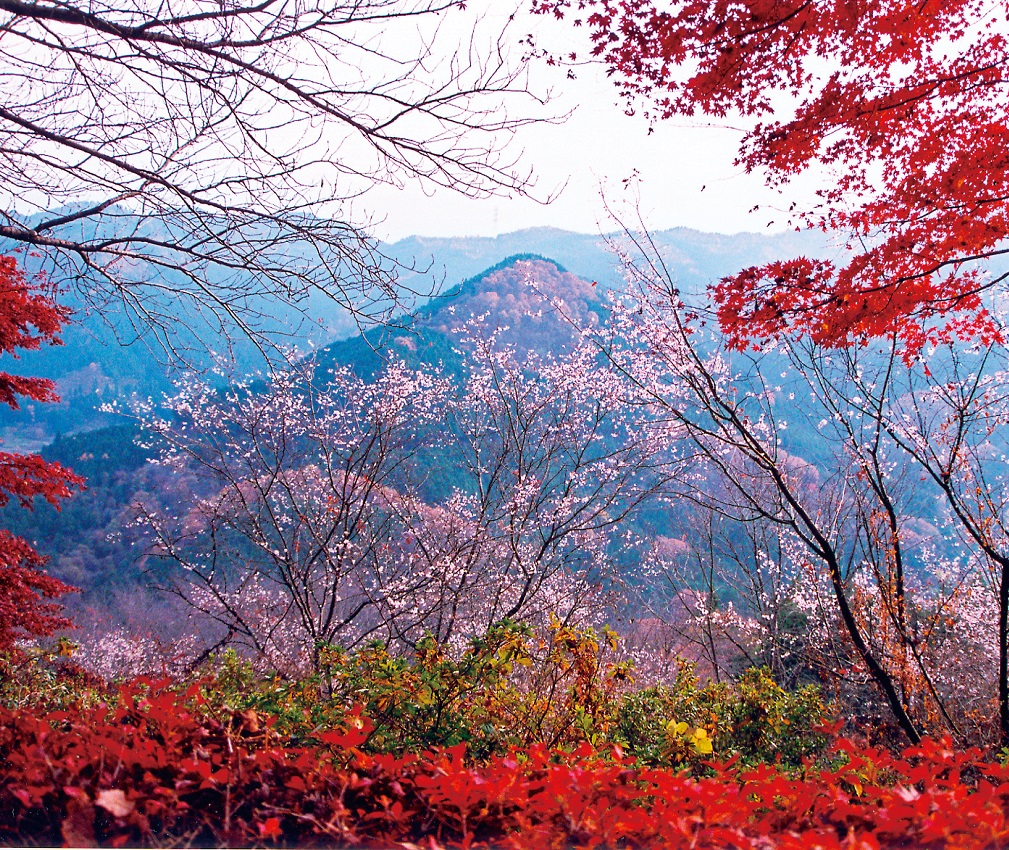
[0,256,618,612]
[3,240,863,644]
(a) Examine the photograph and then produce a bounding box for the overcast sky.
[362,5,817,243]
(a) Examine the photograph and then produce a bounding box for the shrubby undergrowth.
[1,620,830,768]
[2,621,1004,849]
[198,619,829,768]
[2,681,1006,850]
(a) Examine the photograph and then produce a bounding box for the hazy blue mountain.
[0,246,951,622]
[386,226,830,301]
[2,254,624,605]
[0,226,830,449]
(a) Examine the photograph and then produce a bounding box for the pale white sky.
[364,5,816,242]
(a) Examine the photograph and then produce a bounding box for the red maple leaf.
[532,0,1009,354]
[0,256,83,650]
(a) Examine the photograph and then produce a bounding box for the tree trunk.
[999,561,1009,744]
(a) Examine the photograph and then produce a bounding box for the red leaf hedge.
[3,679,1009,848]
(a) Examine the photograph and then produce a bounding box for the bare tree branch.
[0,0,553,360]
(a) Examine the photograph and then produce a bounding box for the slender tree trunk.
[999,562,1009,744]
[822,550,921,745]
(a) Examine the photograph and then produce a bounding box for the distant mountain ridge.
[0,226,831,447]
[387,227,830,300]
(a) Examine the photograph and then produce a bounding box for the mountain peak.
[314,254,602,380]
[420,254,601,356]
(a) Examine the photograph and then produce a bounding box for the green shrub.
[614,663,830,769]
[311,618,632,759]
[193,619,832,768]
[6,621,833,771]
[0,641,112,711]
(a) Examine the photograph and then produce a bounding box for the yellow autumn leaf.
[691,728,713,755]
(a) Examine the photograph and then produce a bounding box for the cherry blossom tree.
[590,233,1004,744]
[435,323,685,642]
[136,317,683,672]
[135,360,449,670]
[812,333,1009,741]
[635,502,813,688]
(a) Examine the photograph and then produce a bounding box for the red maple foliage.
[0,256,83,650]
[533,0,1009,354]
[4,681,1009,848]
